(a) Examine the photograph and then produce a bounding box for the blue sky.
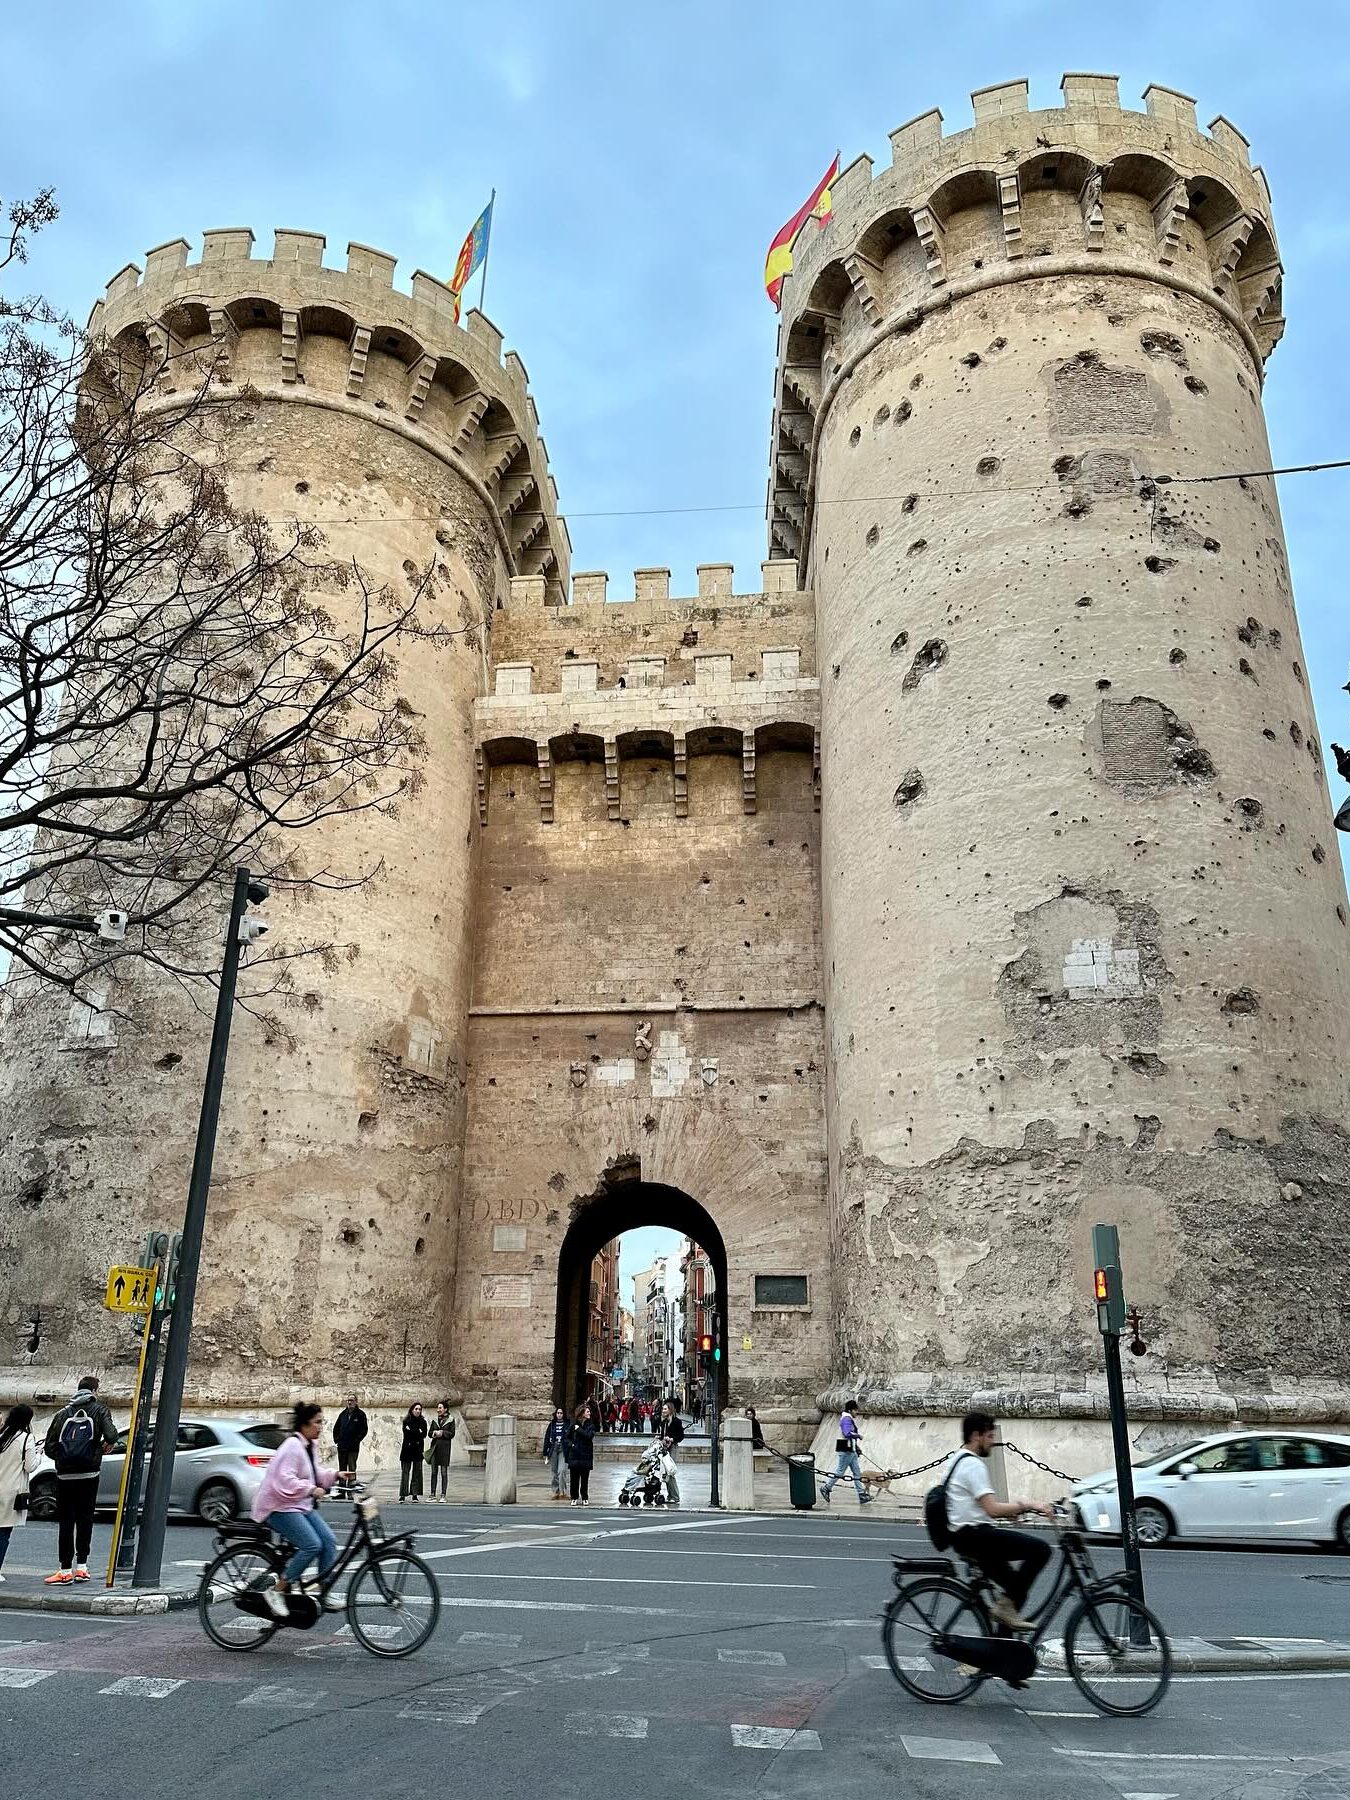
[5,1,1346,856]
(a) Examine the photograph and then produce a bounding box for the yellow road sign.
[105,1265,156,1313]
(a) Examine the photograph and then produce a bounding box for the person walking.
[819,1398,874,1507]
[542,1407,569,1498]
[657,1400,684,1506]
[941,1410,1053,1631]
[251,1401,344,1616]
[0,1405,40,1582]
[690,1390,704,1428]
[399,1402,428,1503]
[427,1402,456,1502]
[566,1402,598,1506]
[42,1376,119,1584]
[332,1394,369,1474]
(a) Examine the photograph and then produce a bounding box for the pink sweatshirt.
[250,1432,336,1522]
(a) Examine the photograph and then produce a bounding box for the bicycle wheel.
[882,1576,992,1703]
[345,1548,440,1657]
[198,1544,281,1651]
[1063,1592,1172,1717]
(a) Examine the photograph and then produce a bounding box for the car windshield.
[240,1424,285,1450]
[1135,1438,1205,1468]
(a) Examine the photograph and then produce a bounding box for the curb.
[1038,1634,1350,1674]
[0,1585,198,1616]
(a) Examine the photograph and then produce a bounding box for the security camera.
[94,908,128,942]
[237,916,269,945]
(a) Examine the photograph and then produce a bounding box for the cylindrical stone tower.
[772,77,1350,1454]
[0,229,568,1409]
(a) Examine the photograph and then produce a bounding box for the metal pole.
[478,189,495,314]
[1102,1328,1150,1646]
[114,1303,165,1576]
[707,1305,722,1510]
[134,867,253,1586]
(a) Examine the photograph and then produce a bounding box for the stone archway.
[552,1169,729,1413]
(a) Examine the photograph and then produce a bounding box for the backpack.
[55,1402,100,1475]
[924,1451,976,1551]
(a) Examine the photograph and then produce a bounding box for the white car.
[1071,1429,1350,1548]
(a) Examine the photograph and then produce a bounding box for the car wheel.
[25,1478,58,1523]
[1134,1500,1173,1547]
[1336,1508,1350,1552]
[196,1480,240,1525]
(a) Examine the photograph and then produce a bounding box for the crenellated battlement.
[768,74,1286,566]
[90,228,570,595]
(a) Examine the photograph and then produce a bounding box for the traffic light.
[697,1333,714,1367]
[159,1232,183,1313]
[1091,1224,1127,1336]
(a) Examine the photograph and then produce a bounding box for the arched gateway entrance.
[552,1181,729,1412]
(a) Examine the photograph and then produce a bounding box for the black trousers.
[569,1465,591,1501]
[953,1523,1052,1610]
[399,1457,424,1500]
[337,1445,359,1473]
[428,1456,450,1497]
[57,1479,99,1569]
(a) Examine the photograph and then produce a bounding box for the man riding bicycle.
[941,1410,1053,1631]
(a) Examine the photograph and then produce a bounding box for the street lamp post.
[134,867,267,1587]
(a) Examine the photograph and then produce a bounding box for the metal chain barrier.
[1000,1440,1083,1487]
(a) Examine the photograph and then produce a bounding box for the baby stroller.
[617,1439,675,1507]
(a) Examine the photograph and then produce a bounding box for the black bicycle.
[198,1482,440,1659]
[882,1508,1171,1717]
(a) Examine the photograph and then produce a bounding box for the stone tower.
[771,76,1350,1447]
[0,231,568,1404]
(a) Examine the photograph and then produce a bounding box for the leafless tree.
[0,193,450,1024]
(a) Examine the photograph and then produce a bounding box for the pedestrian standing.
[819,1398,874,1506]
[42,1376,118,1584]
[0,1405,40,1582]
[691,1390,704,1428]
[427,1402,456,1501]
[567,1402,597,1506]
[542,1407,569,1498]
[658,1400,684,1506]
[399,1402,428,1503]
[746,1406,766,1450]
[332,1394,369,1474]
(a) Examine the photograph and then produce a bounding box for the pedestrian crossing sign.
[104,1264,156,1313]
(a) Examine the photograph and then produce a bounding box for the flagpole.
[479,189,496,315]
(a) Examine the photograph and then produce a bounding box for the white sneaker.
[0,1572,7,1583]
[262,1583,290,1619]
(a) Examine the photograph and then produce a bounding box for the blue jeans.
[267,1508,338,1583]
[822,1448,865,1499]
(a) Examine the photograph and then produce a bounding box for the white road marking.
[1054,1748,1325,1763]
[413,1513,754,1564]
[439,1596,695,1618]
[99,1676,186,1699]
[1120,1793,1180,1799]
[859,1651,931,1672]
[559,1545,883,1565]
[565,1712,649,1739]
[718,1648,786,1665]
[238,1683,326,1709]
[0,1669,54,1688]
[457,1631,522,1647]
[1233,1636,1328,1646]
[425,1567,813,1589]
[731,1724,822,1750]
[902,1735,1002,1765]
[398,1696,506,1724]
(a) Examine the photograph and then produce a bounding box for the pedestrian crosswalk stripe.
[565,1712,649,1739]
[398,1696,510,1724]
[860,1651,931,1671]
[238,1684,327,1709]
[0,1670,54,1689]
[902,1735,1001,1764]
[457,1631,522,1647]
[731,1725,822,1750]
[99,1677,186,1699]
[718,1648,787,1665]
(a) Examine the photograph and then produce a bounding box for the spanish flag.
[764,155,839,310]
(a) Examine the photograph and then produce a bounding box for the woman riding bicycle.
[252,1401,345,1616]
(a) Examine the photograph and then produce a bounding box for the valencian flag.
[764,155,839,310]
[449,196,494,323]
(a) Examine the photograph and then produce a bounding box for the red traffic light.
[698,1334,714,1354]
[1093,1268,1110,1302]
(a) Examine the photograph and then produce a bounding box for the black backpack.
[924,1451,976,1551]
[55,1401,101,1476]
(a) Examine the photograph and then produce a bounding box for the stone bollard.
[485,1414,517,1504]
[723,1415,754,1511]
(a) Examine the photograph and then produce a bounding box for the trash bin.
[788,1452,817,1510]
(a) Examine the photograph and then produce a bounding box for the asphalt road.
[2,1503,1347,1799]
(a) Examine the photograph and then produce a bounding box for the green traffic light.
[713,1347,721,1362]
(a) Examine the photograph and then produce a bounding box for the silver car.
[27,1416,284,1525]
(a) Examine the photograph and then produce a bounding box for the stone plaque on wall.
[481,1274,531,1308]
[492,1224,528,1253]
